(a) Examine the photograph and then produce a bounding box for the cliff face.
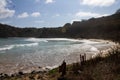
[0,12,120,42]
[66,13,120,42]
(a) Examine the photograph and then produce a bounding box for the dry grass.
[48,45,120,80]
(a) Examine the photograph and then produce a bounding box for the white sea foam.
[0,43,39,51]
[25,38,48,42]
[0,45,14,51]
[82,39,100,44]
[46,65,59,69]
[25,38,81,43]
[90,47,99,52]
[15,43,39,47]
[47,38,82,42]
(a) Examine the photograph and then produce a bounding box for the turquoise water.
[0,38,113,74]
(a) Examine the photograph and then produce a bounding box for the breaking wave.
[25,38,48,42]
[0,45,14,51]
[0,43,39,51]
[15,43,39,47]
[25,38,81,43]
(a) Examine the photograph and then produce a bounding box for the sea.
[0,38,114,74]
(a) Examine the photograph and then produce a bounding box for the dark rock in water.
[31,70,36,74]
[11,74,14,77]
[4,74,9,77]
[0,73,3,76]
[0,73,2,75]
[18,71,24,75]
[0,73,9,79]
[38,66,42,68]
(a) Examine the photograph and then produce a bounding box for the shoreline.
[0,39,117,75]
[0,40,119,80]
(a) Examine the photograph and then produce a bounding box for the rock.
[18,71,24,75]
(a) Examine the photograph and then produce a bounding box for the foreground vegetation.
[48,45,120,80]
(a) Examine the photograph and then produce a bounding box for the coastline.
[0,42,119,80]
[0,39,118,80]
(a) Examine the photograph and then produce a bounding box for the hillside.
[66,13,120,42]
[0,11,120,42]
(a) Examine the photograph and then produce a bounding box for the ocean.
[0,38,114,74]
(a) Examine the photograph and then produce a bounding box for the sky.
[0,0,120,28]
